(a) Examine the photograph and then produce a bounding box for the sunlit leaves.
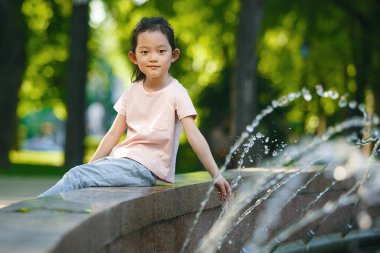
[89,0,106,28]
[258,12,305,91]
[18,0,71,121]
[22,0,54,32]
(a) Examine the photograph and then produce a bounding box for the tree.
[0,0,27,167]
[231,0,264,138]
[229,0,264,167]
[64,0,90,167]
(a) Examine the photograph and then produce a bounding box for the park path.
[0,176,61,208]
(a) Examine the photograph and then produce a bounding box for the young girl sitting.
[39,17,232,201]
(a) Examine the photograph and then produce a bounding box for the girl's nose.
[149,52,158,61]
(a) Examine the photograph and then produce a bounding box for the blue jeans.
[39,157,156,197]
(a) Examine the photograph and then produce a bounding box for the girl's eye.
[158,50,167,54]
[141,51,148,55]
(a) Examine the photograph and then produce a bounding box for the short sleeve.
[113,90,128,116]
[174,85,197,120]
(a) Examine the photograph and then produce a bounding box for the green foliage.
[256,0,379,141]
[19,0,71,121]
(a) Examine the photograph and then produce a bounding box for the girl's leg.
[38,157,156,197]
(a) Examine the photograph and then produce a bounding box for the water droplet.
[372,115,379,125]
[333,166,347,181]
[349,100,357,109]
[246,125,254,133]
[302,88,312,101]
[316,84,324,96]
[272,100,279,108]
[265,137,269,143]
[288,93,297,101]
[263,105,274,115]
[228,240,232,245]
[357,211,372,229]
[256,132,264,138]
[338,96,347,107]
[272,151,278,157]
[328,90,339,99]
[278,96,289,107]
[358,103,366,112]
[241,132,249,138]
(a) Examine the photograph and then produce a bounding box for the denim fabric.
[38,157,156,197]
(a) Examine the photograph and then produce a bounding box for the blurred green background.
[0,0,379,178]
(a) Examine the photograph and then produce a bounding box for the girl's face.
[129,30,180,81]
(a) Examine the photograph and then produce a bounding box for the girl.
[39,17,231,200]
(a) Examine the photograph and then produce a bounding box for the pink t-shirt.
[110,79,197,183]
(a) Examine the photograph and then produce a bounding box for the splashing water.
[181,85,380,253]
[196,128,377,252]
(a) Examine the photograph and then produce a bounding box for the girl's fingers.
[214,175,232,201]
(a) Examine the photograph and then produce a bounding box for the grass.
[1,145,201,176]
[0,150,68,177]
[9,150,64,166]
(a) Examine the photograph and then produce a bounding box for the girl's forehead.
[136,30,170,47]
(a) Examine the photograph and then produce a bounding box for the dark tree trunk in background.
[231,0,264,137]
[0,0,26,168]
[64,0,90,167]
[230,0,264,167]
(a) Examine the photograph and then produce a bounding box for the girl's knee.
[62,169,82,189]
[68,165,86,179]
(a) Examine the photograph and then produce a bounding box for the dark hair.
[130,17,176,82]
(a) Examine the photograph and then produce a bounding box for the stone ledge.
[0,168,372,253]
[0,171,225,253]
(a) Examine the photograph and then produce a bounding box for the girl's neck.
[143,76,173,92]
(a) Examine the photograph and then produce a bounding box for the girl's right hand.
[213,173,232,202]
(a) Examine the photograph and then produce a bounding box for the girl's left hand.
[213,173,232,201]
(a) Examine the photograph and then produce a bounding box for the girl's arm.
[181,116,232,200]
[88,113,127,163]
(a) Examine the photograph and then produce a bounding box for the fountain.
[180,84,380,253]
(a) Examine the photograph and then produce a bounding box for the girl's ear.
[128,51,138,64]
[171,48,180,62]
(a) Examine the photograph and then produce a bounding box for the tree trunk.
[231,0,264,137]
[64,0,89,167]
[0,0,27,168]
[230,0,264,167]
